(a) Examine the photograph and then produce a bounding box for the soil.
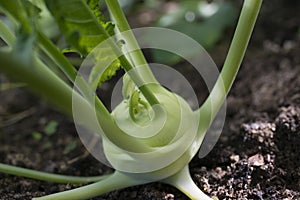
[0,0,300,199]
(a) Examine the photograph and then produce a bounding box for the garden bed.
[0,0,299,199]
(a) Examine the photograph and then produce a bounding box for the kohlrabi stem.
[37,32,78,83]
[163,166,211,200]
[0,19,112,122]
[0,2,112,116]
[104,0,158,84]
[0,52,153,152]
[221,0,262,93]
[32,171,149,200]
[0,163,109,184]
[103,0,159,106]
[0,54,71,115]
[37,31,106,111]
[0,21,109,118]
[0,8,75,82]
[198,0,262,129]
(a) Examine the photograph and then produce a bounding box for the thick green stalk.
[0,2,160,150]
[0,16,78,86]
[37,32,107,113]
[72,0,160,105]
[0,0,138,113]
[32,171,149,200]
[0,51,153,152]
[105,0,158,84]
[42,0,159,105]
[198,0,262,131]
[5,3,103,108]
[92,35,159,106]
[221,0,262,93]
[163,166,211,200]
[37,32,78,83]
[0,163,109,184]
[0,52,75,115]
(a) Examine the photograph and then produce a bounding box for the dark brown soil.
[1,0,300,199]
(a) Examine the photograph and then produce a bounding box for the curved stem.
[220,0,263,94]
[0,52,72,115]
[162,166,211,200]
[37,32,77,83]
[104,0,158,84]
[104,0,159,106]
[33,171,149,200]
[0,2,112,120]
[0,163,109,184]
[0,51,152,152]
[37,32,109,116]
[197,0,263,131]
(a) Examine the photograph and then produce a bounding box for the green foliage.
[45,0,103,56]
[31,120,58,141]
[31,120,58,140]
[44,120,58,136]
[32,131,42,141]
[86,0,115,36]
[88,44,121,89]
[45,0,121,86]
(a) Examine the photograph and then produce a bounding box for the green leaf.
[63,140,78,154]
[32,131,42,141]
[86,0,115,36]
[45,0,112,56]
[44,120,58,136]
[88,45,121,89]
[45,0,121,86]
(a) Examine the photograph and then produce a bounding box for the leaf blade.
[45,0,121,86]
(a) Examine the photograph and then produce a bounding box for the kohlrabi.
[0,0,262,199]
